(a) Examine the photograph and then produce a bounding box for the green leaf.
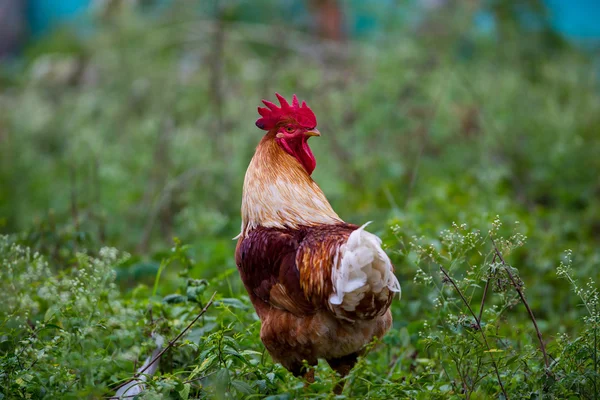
[186,284,207,303]
[215,368,230,388]
[44,305,61,323]
[255,379,267,392]
[231,380,254,395]
[178,383,190,400]
[163,294,187,304]
[240,350,263,357]
[264,395,291,400]
[215,298,249,310]
[190,354,217,379]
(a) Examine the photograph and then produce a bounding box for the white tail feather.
[329,223,401,313]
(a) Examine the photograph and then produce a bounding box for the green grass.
[0,2,599,399]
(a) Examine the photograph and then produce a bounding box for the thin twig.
[477,254,495,324]
[440,266,509,399]
[439,361,459,394]
[455,355,471,399]
[109,292,217,397]
[477,278,490,325]
[184,369,219,385]
[490,237,550,371]
[451,356,470,399]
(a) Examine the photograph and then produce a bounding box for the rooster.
[235,93,401,391]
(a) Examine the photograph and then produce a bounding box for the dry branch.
[109,291,217,398]
[440,266,508,399]
[490,237,550,371]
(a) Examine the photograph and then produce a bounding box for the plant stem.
[490,237,550,371]
[451,356,470,399]
[478,277,490,324]
[152,259,167,297]
[440,266,509,399]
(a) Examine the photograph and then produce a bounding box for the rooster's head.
[256,93,320,175]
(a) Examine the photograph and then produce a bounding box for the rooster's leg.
[327,352,360,394]
[303,367,315,387]
[290,363,315,388]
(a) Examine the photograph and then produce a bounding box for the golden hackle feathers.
[240,135,341,237]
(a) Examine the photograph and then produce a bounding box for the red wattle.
[276,137,316,175]
[300,138,316,175]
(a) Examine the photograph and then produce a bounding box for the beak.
[305,128,321,137]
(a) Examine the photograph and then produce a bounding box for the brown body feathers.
[235,224,393,375]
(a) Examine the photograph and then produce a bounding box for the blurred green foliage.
[0,1,599,399]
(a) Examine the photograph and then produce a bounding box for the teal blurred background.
[2,0,600,55]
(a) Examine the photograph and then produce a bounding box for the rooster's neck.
[240,137,342,237]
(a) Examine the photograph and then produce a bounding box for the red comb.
[255,93,317,131]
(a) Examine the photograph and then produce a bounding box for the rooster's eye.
[285,126,294,133]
